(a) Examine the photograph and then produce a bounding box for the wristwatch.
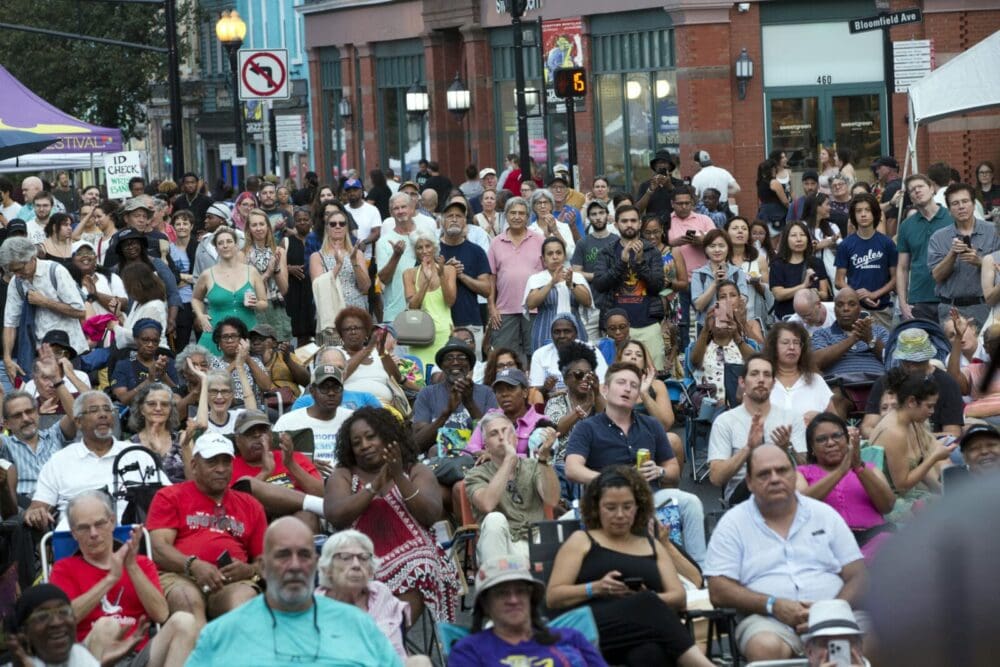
[363,482,376,495]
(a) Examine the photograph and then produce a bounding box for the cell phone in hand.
[685,230,696,237]
[961,234,972,247]
[715,300,733,328]
[623,577,644,591]
[827,639,851,666]
[216,550,233,569]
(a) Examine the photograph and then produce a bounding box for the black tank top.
[575,531,664,592]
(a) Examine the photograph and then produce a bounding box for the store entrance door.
[766,84,886,191]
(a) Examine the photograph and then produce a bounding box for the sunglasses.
[568,370,590,381]
[328,221,348,228]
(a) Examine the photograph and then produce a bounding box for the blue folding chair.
[40,525,151,582]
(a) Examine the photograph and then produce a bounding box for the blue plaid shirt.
[0,422,70,497]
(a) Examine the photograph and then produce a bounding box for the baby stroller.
[112,446,169,527]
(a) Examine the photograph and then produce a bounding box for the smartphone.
[715,300,733,328]
[961,234,972,247]
[827,639,851,666]
[623,577,644,591]
[216,550,233,569]
[685,230,696,237]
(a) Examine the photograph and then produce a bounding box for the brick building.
[301,0,999,207]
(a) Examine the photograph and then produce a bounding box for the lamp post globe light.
[406,81,430,117]
[735,47,754,101]
[446,73,471,116]
[216,10,247,168]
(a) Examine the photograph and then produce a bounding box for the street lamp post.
[216,10,247,181]
[510,0,531,188]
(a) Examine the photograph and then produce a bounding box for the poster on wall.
[541,17,586,112]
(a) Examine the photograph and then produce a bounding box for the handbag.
[313,269,346,334]
[392,309,435,346]
[425,453,476,486]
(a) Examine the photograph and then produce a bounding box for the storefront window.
[597,70,676,196]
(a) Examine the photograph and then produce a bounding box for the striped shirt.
[0,422,70,497]
[811,322,889,378]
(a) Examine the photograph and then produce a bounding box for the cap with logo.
[311,364,344,386]
[234,409,272,435]
[492,368,529,387]
[192,432,235,459]
[344,178,363,190]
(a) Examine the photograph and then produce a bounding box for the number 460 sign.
[554,67,587,99]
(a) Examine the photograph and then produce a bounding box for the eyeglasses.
[813,432,847,446]
[265,599,320,663]
[567,370,590,381]
[340,325,365,333]
[328,221,347,228]
[331,552,373,563]
[313,382,343,395]
[27,605,74,626]
[208,388,233,397]
[82,405,115,415]
[144,400,171,409]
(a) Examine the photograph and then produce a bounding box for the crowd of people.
[0,148,996,666]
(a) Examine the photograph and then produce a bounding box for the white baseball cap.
[192,432,234,459]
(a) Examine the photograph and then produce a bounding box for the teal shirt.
[896,205,954,304]
[185,595,402,667]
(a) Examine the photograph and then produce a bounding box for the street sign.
[275,114,306,153]
[848,8,922,34]
[893,39,935,93]
[219,143,237,162]
[104,151,143,200]
[238,49,290,100]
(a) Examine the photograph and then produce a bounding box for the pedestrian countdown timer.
[553,67,587,99]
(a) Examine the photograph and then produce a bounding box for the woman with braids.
[324,407,461,623]
[546,466,713,667]
[543,341,604,500]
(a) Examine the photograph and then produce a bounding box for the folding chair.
[449,480,557,611]
[40,525,152,582]
[680,341,714,482]
[527,519,582,589]
[682,607,742,666]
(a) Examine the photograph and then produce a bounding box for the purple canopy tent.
[0,64,123,171]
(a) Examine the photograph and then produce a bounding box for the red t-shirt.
[146,482,266,564]
[230,452,320,492]
[49,554,161,646]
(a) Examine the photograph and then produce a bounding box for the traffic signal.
[161,122,174,150]
[553,68,587,99]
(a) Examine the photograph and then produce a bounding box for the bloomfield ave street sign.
[849,8,923,34]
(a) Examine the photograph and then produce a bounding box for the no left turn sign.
[239,49,290,100]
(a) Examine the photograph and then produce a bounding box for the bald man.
[811,288,889,378]
[18,176,65,223]
[187,517,402,666]
[788,289,834,334]
[706,445,866,662]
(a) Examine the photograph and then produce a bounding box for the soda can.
[636,448,651,468]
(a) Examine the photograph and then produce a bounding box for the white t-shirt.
[380,215,437,238]
[691,165,739,202]
[707,404,807,502]
[348,202,383,259]
[84,271,128,317]
[26,219,47,245]
[528,340,608,389]
[788,303,836,334]
[1,202,22,222]
[206,409,243,435]
[274,406,354,464]
[522,270,592,318]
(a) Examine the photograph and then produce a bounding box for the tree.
[0,0,196,140]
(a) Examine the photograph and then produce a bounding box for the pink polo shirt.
[667,212,715,272]
[488,230,545,315]
[465,405,547,455]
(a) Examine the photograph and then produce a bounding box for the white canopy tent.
[905,29,1000,173]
